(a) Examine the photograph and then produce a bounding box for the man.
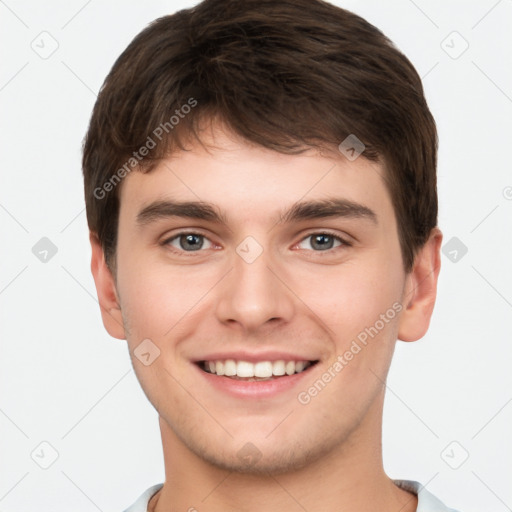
[82,0,460,510]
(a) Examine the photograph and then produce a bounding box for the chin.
[188,433,334,476]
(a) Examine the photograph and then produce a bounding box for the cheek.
[115,254,177,342]
[301,257,404,341]
[116,254,219,347]
[296,262,404,413]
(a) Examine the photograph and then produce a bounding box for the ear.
[398,227,442,342]
[89,232,126,340]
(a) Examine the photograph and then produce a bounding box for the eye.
[296,232,350,251]
[162,232,215,253]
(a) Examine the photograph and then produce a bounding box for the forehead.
[118,126,394,228]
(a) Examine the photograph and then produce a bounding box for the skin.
[90,120,442,512]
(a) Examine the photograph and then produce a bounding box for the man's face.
[111,125,410,473]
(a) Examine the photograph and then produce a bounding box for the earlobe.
[397,228,442,342]
[89,232,126,340]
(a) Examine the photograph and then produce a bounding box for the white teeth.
[224,359,237,376]
[203,359,314,378]
[254,361,273,378]
[295,361,305,373]
[272,360,285,376]
[237,361,254,377]
[285,361,295,376]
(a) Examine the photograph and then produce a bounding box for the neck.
[151,391,417,512]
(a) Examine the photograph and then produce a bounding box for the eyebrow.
[278,198,377,225]
[136,197,377,227]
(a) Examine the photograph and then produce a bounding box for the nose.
[214,243,295,333]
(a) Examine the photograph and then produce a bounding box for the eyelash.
[160,230,352,256]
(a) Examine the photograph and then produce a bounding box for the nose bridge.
[214,235,294,330]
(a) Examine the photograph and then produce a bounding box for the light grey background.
[1,1,511,511]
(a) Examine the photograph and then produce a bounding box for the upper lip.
[193,351,320,363]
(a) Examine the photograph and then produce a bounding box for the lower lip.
[194,363,317,399]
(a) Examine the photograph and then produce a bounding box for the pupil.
[312,234,333,251]
[180,234,203,251]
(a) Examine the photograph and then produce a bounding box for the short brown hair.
[82,0,438,273]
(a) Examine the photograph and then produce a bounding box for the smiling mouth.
[197,359,319,381]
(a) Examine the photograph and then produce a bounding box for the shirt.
[122,479,461,511]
